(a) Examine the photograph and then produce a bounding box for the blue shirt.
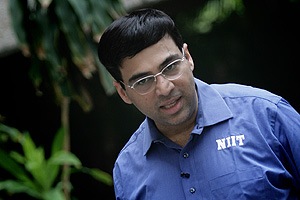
[113,78,300,199]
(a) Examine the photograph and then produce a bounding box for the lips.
[163,100,177,109]
[159,96,182,114]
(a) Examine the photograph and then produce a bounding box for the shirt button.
[189,187,196,194]
[180,172,190,178]
[183,152,189,158]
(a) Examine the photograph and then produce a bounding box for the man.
[98,8,300,199]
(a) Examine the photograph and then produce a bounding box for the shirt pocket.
[209,166,265,199]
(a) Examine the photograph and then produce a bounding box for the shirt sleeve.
[273,98,300,187]
[113,163,126,200]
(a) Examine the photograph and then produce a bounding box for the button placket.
[181,152,190,178]
[179,148,197,196]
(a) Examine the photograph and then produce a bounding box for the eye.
[135,76,153,86]
[164,59,180,72]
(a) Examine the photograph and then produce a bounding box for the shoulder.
[120,122,145,150]
[208,83,285,121]
[115,119,147,162]
[210,83,281,105]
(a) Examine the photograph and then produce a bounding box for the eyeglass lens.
[133,58,184,94]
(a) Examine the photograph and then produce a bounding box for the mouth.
[164,101,177,109]
[159,96,182,113]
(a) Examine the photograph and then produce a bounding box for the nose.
[154,75,174,96]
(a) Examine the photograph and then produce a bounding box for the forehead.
[120,36,180,81]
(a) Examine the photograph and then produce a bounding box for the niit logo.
[216,134,245,150]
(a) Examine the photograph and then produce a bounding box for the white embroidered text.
[216,134,245,150]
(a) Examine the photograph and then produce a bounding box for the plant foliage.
[8,0,125,111]
[0,123,112,200]
[193,0,245,33]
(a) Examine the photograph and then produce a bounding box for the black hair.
[97,8,183,82]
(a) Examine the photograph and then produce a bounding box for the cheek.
[177,74,195,90]
[132,96,156,115]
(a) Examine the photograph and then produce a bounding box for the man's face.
[115,35,198,131]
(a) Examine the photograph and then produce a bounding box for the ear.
[183,43,194,71]
[113,81,133,104]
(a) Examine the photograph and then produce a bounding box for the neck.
[157,88,199,147]
[157,113,197,147]
[166,126,194,147]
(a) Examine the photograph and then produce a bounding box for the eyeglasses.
[120,48,186,95]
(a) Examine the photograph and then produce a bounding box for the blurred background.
[0,0,299,199]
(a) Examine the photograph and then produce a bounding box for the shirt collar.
[142,78,233,155]
[194,78,233,129]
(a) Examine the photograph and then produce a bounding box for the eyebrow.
[128,53,181,84]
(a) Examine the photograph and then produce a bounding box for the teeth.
[164,101,176,109]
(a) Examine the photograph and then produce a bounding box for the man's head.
[97,8,198,132]
[98,8,184,83]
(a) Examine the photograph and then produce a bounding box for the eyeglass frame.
[119,48,186,95]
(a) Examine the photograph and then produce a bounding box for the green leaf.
[67,0,90,30]
[42,162,60,190]
[36,12,64,82]
[89,0,113,36]
[10,151,26,165]
[18,133,50,189]
[51,127,65,155]
[96,58,115,95]
[21,133,38,160]
[24,148,49,190]
[49,151,82,168]
[0,149,28,181]
[42,187,65,200]
[55,0,90,67]
[0,180,41,199]
[193,0,245,33]
[82,167,113,186]
[8,0,28,48]
[28,57,43,89]
[0,124,22,142]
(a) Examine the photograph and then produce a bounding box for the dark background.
[0,0,299,199]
